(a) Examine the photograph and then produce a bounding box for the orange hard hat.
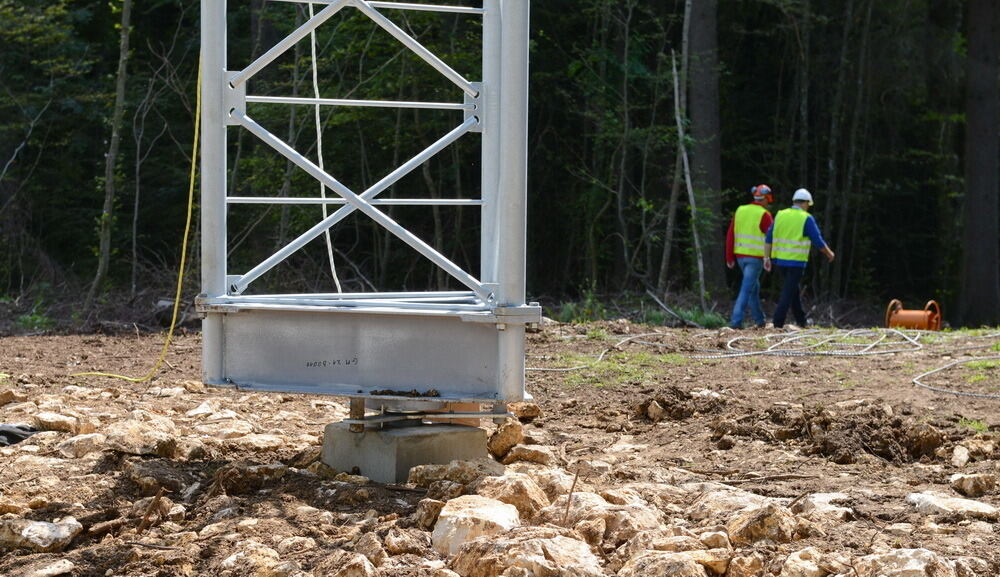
[751,184,774,204]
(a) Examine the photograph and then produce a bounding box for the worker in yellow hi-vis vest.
[725,185,774,328]
[763,189,835,328]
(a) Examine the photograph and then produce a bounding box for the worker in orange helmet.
[725,184,775,329]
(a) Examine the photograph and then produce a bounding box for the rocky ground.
[0,321,998,577]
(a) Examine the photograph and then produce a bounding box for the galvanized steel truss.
[197,0,537,404]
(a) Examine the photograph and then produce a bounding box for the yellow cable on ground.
[73,63,201,383]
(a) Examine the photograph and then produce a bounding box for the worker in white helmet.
[763,189,835,328]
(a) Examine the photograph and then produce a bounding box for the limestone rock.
[276,536,316,555]
[427,480,465,501]
[319,551,377,577]
[949,474,996,498]
[698,531,730,549]
[55,433,106,458]
[536,492,664,547]
[508,402,542,421]
[195,419,255,439]
[618,551,709,577]
[355,532,387,566]
[408,458,506,487]
[851,548,957,577]
[502,445,557,466]
[779,547,825,577]
[487,419,524,459]
[574,517,606,546]
[961,438,995,459]
[646,400,667,422]
[475,473,550,518]
[0,517,83,552]
[685,487,775,521]
[726,504,799,545]
[906,491,999,520]
[21,559,76,577]
[414,498,446,530]
[727,552,765,577]
[951,446,970,468]
[227,433,286,451]
[431,495,520,556]
[105,419,177,457]
[384,528,430,555]
[790,493,853,521]
[449,526,603,577]
[684,549,732,575]
[0,389,28,406]
[614,531,706,566]
[219,540,281,574]
[953,557,989,577]
[33,412,79,434]
[507,463,577,501]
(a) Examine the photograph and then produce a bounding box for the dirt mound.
[636,386,726,421]
[713,402,947,464]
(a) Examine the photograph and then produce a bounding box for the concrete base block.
[321,422,487,484]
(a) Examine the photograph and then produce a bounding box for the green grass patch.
[966,360,1000,370]
[561,351,686,387]
[0,373,9,382]
[586,328,609,341]
[839,381,859,389]
[959,418,989,434]
[967,374,989,384]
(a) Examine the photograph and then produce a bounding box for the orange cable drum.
[885,299,942,331]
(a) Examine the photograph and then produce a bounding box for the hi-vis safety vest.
[733,204,768,257]
[772,208,812,262]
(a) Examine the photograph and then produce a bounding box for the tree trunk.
[673,52,706,311]
[656,0,691,297]
[959,0,1000,325]
[833,0,873,297]
[86,0,133,310]
[821,0,854,298]
[613,1,636,290]
[687,0,724,299]
[797,0,811,186]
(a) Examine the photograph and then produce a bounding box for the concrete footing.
[321,422,487,483]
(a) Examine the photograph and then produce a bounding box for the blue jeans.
[730,257,765,328]
[773,265,807,328]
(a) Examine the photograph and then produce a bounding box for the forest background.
[0,0,997,331]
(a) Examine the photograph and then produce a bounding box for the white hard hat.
[792,188,813,205]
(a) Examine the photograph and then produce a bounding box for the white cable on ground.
[912,355,1000,400]
[309,2,342,293]
[688,328,927,359]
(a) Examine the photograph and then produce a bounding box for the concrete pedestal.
[321,422,487,483]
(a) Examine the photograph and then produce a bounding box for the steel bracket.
[465,82,483,133]
[224,72,246,126]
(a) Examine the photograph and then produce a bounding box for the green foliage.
[966,360,1000,371]
[555,286,608,323]
[17,310,55,331]
[673,307,728,329]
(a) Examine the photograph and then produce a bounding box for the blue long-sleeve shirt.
[765,206,828,268]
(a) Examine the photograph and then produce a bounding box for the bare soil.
[1,321,998,575]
